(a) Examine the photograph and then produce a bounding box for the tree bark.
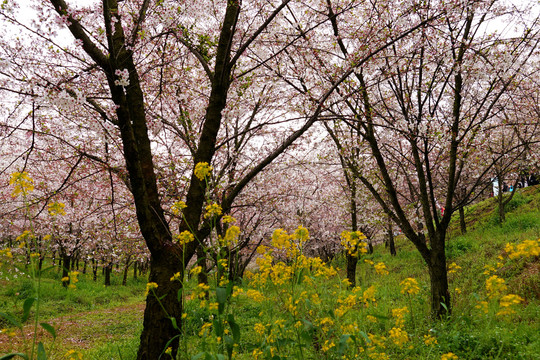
[62,253,71,288]
[346,253,359,288]
[122,257,130,286]
[104,262,113,286]
[387,216,396,256]
[137,252,183,360]
[428,232,451,316]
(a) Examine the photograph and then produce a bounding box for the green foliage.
[1,187,540,359]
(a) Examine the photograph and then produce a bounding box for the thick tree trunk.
[427,231,450,317]
[137,252,183,360]
[459,206,467,234]
[428,252,451,317]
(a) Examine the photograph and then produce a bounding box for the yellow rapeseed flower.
[222,215,236,224]
[48,201,66,216]
[221,225,240,247]
[271,228,291,249]
[340,230,368,257]
[175,230,195,245]
[204,203,222,218]
[170,272,182,281]
[10,171,34,197]
[321,340,336,352]
[486,275,507,299]
[389,327,408,347]
[448,262,461,274]
[199,322,212,336]
[254,323,266,336]
[441,352,459,360]
[374,262,389,275]
[194,162,212,181]
[423,334,438,346]
[171,200,187,215]
[144,282,158,296]
[400,278,420,295]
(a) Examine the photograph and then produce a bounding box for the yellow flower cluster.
[497,294,524,316]
[48,201,66,216]
[170,272,182,281]
[254,323,266,336]
[171,200,187,215]
[144,282,158,296]
[271,228,292,249]
[448,262,461,274]
[485,275,507,299]
[441,352,459,360]
[423,334,438,346]
[374,262,389,275]
[194,162,212,181]
[65,349,83,360]
[505,239,540,259]
[222,215,236,224]
[190,266,203,276]
[245,289,266,302]
[400,278,420,295]
[174,230,195,245]
[10,171,34,197]
[204,203,222,218]
[16,230,34,248]
[69,271,79,289]
[199,322,212,336]
[391,306,409,327]
[322,340,336,352]
[0,248,13,259]
[389,326,408,347]
[193,283,210,299]
[340,231,368,257]
[220,225,240,247]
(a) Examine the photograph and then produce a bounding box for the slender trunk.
[82,260,87,274]
[62,254,71,288]
[459,206,467,234]
[387,216,396,256]
[346,179,359,287]
[104,262,113,286]
[133,261,138,280]
[367,240,373,254]
[122,256,131,286]
[92,258,98,281]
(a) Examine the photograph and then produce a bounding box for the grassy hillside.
[1,185,539,359]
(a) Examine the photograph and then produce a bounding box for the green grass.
[1,185,539,359]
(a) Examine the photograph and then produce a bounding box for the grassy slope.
[1,185,539,359]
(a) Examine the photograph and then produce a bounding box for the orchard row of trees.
[1,0,539,358]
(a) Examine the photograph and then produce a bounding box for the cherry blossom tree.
[318,0,540,316]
